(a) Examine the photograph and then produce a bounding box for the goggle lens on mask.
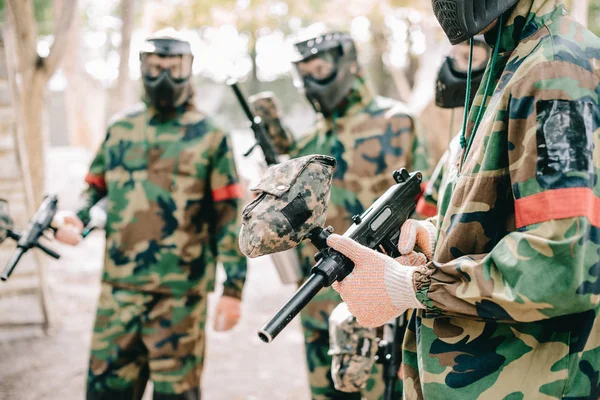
[141,54,193,81]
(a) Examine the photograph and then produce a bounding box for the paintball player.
[324,0,600,399]
[325,37,494,395]
[54,29,247,400]
[416,37,490,218]
[251,32,430,399]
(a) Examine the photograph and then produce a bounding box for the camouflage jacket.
[403,1,600,399]
[416,135,461,219]
[76,103,247,298]
[260,76,429,272]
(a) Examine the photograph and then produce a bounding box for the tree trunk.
[249,31,259,94]
[116,0,135,110]
[21,77,47,203]
[6,0,79,203]
[61,0,106,150]
[570,0,589,27]
[369,27,390,98]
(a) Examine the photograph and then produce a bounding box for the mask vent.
[433,0,465,42]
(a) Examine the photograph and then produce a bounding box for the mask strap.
[459,39,474,149]
[460,14,504,169]
[449,108,455,145]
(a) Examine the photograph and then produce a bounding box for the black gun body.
[1,195,60,281]
[228,80,279,166]
[259,169,422,342]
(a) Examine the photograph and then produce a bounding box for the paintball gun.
[378,313,406,400]
[1,195,61,281]
[227,78,280,166]
[258,168,423,343]
[228,79,306,285]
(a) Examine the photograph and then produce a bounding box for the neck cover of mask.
[435,55,486,109]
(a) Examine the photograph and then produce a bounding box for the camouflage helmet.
[328,302,378,392]
[0,199,13,244]
[239,155,336,257]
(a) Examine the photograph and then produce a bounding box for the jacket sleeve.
[209,131,248,299]
[75,131,109,225]
[413,60,600,322]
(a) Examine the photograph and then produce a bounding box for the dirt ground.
[0,145,311,400]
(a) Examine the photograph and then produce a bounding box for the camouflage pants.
[300,286,402,400]
[86,283,207,400]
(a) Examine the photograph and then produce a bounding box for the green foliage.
[590,1,600,36]
[0,0,54,34]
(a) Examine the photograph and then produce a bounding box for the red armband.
[515,187,600,228]
[212,183,243,202]
[85,173,107,192]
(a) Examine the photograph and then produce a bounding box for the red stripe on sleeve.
[212,183,243,202]
[515,187,600,228]
[416,198,438,217]
[85,173,107,192]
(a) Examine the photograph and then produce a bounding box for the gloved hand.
[397,219,437,260]
[213,295,241,332]
[327,234,425,328]
[53,211,84,246]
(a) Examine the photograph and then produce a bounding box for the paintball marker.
[378,313,406,400]
[258,168,422,343]
[227,78,280,166]
[1,195,61,281]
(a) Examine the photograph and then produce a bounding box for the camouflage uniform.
[403,1,600,398]
[77,102,247,399]
[416,135,461,219]
[256,75,429,399]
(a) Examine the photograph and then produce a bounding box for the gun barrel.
[1,247,26,281]
[258,273,326,343]
[228,80,255,121]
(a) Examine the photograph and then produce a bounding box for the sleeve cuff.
[383,260,426,311]
[222,285,243,299]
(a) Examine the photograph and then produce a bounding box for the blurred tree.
[115,0,136,110]
[4,0,78,203]
[568,0,589,27]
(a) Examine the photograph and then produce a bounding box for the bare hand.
[213,296,241,332]
[54,211,83,246]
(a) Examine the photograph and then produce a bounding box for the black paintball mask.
[291,32,359,117]
[140,32,194,112]
[432,0,519,44]
[435,37,490,109]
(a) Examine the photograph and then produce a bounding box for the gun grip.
[36,242,60,259]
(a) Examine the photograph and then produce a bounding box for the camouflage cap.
[0,199,13,244]
[328,302,378,393]
[239,155,336,258]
